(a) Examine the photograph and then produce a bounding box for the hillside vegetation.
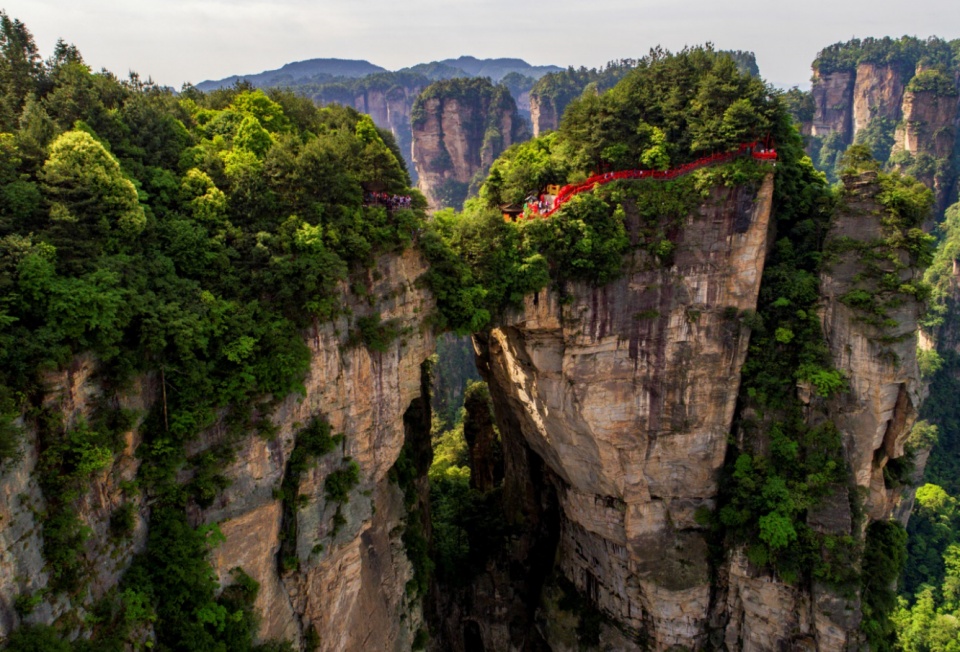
[0,12,424,650]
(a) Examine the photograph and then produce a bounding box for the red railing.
[527,140,777,218]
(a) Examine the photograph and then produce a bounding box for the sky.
[1,0,956,91]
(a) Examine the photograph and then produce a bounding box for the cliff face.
[473,169,928,650]
[476,175,775,649]
[0,248,436,650]
[807,60,959,216]
[412,79,529,210]
[820,172,925,520]
[810,70,856,140]
[0,356,155,636]
[529,94,559,137]
[718,171,927,651]
[892,88,960,215]
[852,63,906,135]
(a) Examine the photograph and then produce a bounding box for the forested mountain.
[197,56,561,94]
[194,58,388,92]
[0,10,957,651]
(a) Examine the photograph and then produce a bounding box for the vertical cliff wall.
[717,169,928,651]
[851,63,907,135]
[0,248,436,651]
[476,174,775,649]
[806,53,959,216]
[474,165,929,650]
[810,70,856,142]
[529,94,560,138]
[892,85,960,217]
[412,78,529,210]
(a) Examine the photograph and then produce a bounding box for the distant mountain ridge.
[195,58,388,91]
[425,56,562,82]
[195,56,563,91]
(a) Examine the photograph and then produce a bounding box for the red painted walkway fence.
[526,140,777,219]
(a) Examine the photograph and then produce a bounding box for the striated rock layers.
[412,79,529,210]
[810,69,857,141]
[807,61,959,216]
[476,174,776,649]
[0,248,436,651]
[476,168,928,650]
[529,92,560,138]
[892,84,960,216]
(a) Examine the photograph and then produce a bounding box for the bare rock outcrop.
[478,174,776,649]
[412,79,528,210]
[811,70,856,141]
[852,62,906,135]
[529,93,559,138]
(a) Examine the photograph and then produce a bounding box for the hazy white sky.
[2,0,955,90]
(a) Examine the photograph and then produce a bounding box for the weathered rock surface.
[529,93,559,138]
[0,247,436,651]
[468,167,929,650]
[0,355,155,638]
[811,70,856,141]
[892,87,960,215]
[852,62,906,136]
[412,82,528,210]
[478,174,775,649]
[805,60,959,219]
[820,171,926,519]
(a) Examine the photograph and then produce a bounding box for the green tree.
[40,130,145,267]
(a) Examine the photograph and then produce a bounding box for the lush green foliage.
[420,201,549,333]
[557,47,777,172]
[430,335,481,429]
[424,46,785,333]
[923,201,960,327]
[813,36,959,76]
[781,87,815,124]
[907,69,960,96]
[0,17,424,648]
[428,382,509,586]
